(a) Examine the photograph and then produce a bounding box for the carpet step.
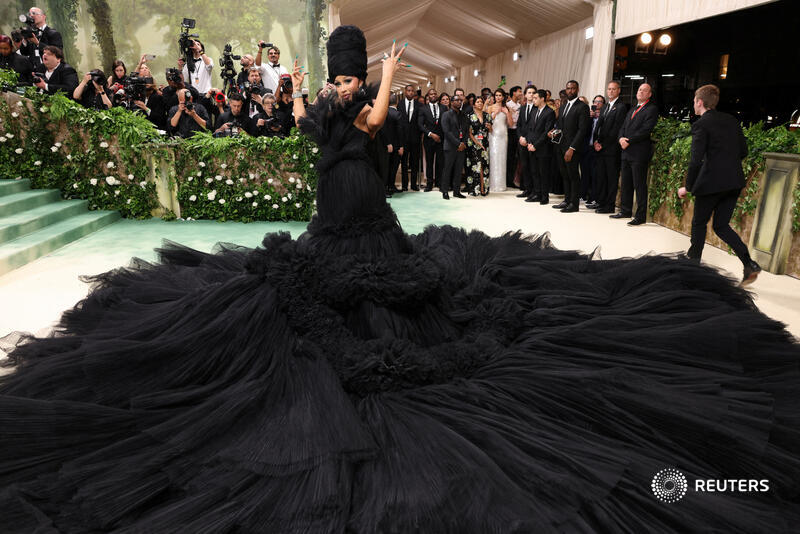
[0,179,32,197]
[0,189,62,217]
[0,211,120,276]
[0,199,90,244]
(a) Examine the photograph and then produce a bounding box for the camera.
[219,43,240,95]
[14,13,36,41]
[258,41,274,49]
[178,17,200,76]
[279,76,293,94]
[210,91,226,104]
[166,67,183,84]
[89,69,107,87]
[591,105,597,112]
[185,101,194,112]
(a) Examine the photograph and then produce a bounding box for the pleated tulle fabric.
[1,90,799,533]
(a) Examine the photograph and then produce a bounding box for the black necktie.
[407,100,411,119]
[563,101,572,117]
[535,108,541,122]
[526,104,531,119]
[433,105,437,121]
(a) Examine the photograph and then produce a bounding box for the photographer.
[32,46,77,96]
[73,69,113,110]
[273,75,296,137]
[255,42,287,96]
[162,69,201,111]
[17,7,63,68]
[180,39,213,94]
[204,87,228,129]
[168,88,208,138]
[214,93,254,137]
[254,93,282,137]
[107,60,128,87]
[241,67,268,118]
[0,35,34,85]
[236,54,267,88]
[130,64,166,129]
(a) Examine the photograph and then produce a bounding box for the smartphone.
[144,54,156,61]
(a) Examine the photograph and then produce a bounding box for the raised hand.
[291,57,306,91]
[381,40,410,78]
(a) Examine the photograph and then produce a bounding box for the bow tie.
[271,63,280,68]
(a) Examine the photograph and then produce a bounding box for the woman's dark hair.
[110,60,127,84]
[0,35,12,46]
[439,92,450,103]
[466,93,475,105]
[493,88,507,105]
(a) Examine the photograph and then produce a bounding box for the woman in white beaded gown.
[488,88,508,193]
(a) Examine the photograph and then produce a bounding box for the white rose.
[40,106,48,112]
[296,183,302,189]
[239,178,245,183]
[197,171,202,176]
[236,196,242,202]
[66,154,72,160]
[248,172,255,179]
[281,196,288,202]
[311,147,319,154]
[11,112,18,118]
[287,193,292,199]
[220,163,227,169]
[139,181,147,188]
[72,183,78,189]
[55,142,61,147]
[126,198,131,204]
[309,163,314,168]
[187,176,194,182]
[271,203,279,209]
[90,178,98,185]
[289,177,295,183]
[295,202,301,208]
[207,190,217,200]
[219,198,226,204]
[33,160,41,166]
[252,190,258,195]
[105,176,115,185]
[189,195,197,201]
[99,141,109,148]
[50,146,58,152]
[225,179,234,185]
[16,102,23,107]
[127,174,134,180]
[14,148,23,154]
[267,178,273,184]
[205,177,213,183]
[215,175,222,181]
[89,118,95,123]
[252,202,258,207]
[107,161,115,168]
[0,137,6,143]
[244,192,253,198]
[114,190,119,196]
[199,162,206,167]
[6,134,13,138]
[264,194,271,200]
[157,129,166,135]
[292,154,298,159]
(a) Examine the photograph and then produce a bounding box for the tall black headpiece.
[326,25,367,83]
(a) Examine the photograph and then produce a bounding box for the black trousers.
[688,188,751,265]
[507,128,519,187]
[442,149,466,193]
[530,154,551,200]
[579,147,597,201]
[423,137,444,189]
[387,151,401,190]
[557,147,581,206]
[620,157,650,220]
[594,154,622,210]
[400,135,421,189]
[519,145,534,194]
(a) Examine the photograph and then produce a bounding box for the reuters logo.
[651,468,688,503]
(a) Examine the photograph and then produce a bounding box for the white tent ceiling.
[331,0,594,89]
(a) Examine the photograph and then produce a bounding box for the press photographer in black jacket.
[0,35,34,85]
[32,46,77,96]
[214,93,255,136]
[17,7,63,68]
[73,69,113,110]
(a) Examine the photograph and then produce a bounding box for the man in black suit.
[612,83,658,225]
[516,85,537,199]
[592,80,629,214]
[524,89,556,204]
[678,84,761,285]
[385,93,404,196]
[418,88,446,191]
[440,94,469,200]
[32,46,77,97]
[549,80,589,212]
[398,84,421,190]
[19,7,63,68]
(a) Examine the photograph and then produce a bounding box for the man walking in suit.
[418,88,446,191]
[678,84,761,285]
[440,95,469,200]
[516,85,537,199]
[592,80,629,214]
[32,46,77,96]
[611,83,658,225]
[549,80,589,213]
[398,84,421,191]
[525,89,556,204]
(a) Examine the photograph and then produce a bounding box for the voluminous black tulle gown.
[1,91,799,533]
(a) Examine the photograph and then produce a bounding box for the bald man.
[612,83,659,225]
[19,6,63,68]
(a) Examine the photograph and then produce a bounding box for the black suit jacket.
[20,26,63,63]
[594,100,629,157]
[141,92,166,130]
[517,103,536,139]
[528,106,556,158]
[418,102,447,139]
[441,109,469,151]
[0,52,34,85]
[385,107,403,150]
[619,101,659,161]
[398,97,421,141]
[36,62,78,96]
[556,99,590,154]
[685,110,747,195]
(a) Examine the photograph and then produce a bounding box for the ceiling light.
[585,26,594,40]
[473,69,479,77]
[512,52,520,62]
[659,34,671,46]
[640,32,652,44]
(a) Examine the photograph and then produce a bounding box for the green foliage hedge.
[0,72,319,223]
[648,117,800,232]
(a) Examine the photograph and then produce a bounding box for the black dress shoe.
[409,186,418,191]
[525,195,540,203]
[560,203,579,213]
[424,187,432,192]
[452,192,465,198]
[552,201,568,209]
[442,192,450,199]
[391,187,402,193]
[540,199,549,205]
[516,192,530,198]
[627,218,645,226]
[585,201,599,209]
[609,212,631,219]
[741,260,762,286]
[595,207,614,214]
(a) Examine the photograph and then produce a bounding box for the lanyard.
[631,100,649,119]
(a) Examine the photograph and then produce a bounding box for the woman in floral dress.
[465,96,492,195]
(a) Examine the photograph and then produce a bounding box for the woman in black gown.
[1,26,799,533]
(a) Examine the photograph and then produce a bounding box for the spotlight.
[659,34,671,46]
[512,52,520,62]
[585,26,594,40]
[640,32,652,44]
[473,69,479,77]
